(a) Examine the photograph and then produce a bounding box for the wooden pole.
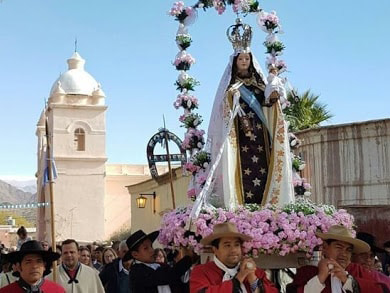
[45,117,57,282]
[164,129,176,209]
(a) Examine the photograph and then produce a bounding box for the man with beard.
[47,239,104,292]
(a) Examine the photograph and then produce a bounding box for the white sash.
[214,256,247,293]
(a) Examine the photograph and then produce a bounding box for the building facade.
[296,119,390,245]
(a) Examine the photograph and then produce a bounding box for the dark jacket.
[130,256,192,293]
[100,258,130,293]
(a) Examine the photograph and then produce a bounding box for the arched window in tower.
[74,128,85,151]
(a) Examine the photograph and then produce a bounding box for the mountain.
[0,179,37,225]
[0,177,37,194]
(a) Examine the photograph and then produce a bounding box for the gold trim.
[234,118,244,205]
[262,104,278,206]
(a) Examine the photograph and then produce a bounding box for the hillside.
[0,179,37,225]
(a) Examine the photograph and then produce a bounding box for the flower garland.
[158,198,355,256]
[168,1,266,204]
[165,1,352,257]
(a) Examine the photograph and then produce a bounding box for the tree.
[107,224,131,242]
[283,89,333,132]
[0,210,34,227]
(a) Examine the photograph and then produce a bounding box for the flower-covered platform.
[158,198,355,267]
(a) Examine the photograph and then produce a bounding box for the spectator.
[16,226,31,251]
[41,240,50,251]
[79,246,93,267]
[0,255,18,288]
[383,241,390,276]
[154,248,167,265]
[47,239,104,292]
[55,245,62,265]
[93,246,104,272]
[0,240,65,292]
[102,247,117,267]
[111,240,120,256]
[100,240,131,293]
[352,232,390,291]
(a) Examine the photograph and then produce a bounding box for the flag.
[43,152,58,185]
[43,116,57,185]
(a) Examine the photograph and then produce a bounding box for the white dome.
[49,52,99,97]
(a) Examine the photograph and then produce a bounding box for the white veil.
[189,51,268,219]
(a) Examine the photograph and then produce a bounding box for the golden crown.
[226,18,252,53]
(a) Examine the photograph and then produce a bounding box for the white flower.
[299,163,306,171]
[266,33,278,44]
[291,139,297,146]
[178,72,189,85]
[187,100,192,108]
[203,162,209,168]
[197,142,203,148]
[193,118,199,126]
[304,191,312,197]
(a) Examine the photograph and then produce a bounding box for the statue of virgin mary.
[196,19,294,213]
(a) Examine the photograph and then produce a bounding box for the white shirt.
[304,275,354,293]
[119,259,129,275]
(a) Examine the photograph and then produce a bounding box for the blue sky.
[0,0,389,177]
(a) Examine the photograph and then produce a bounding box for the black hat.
[356,232,385,253]
[7,240,61,264]
[123,230,159,262]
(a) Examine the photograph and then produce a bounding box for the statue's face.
[236,53,251,72]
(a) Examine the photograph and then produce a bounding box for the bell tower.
[36,52,107,242]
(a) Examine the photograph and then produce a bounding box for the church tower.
[36,52,107,242]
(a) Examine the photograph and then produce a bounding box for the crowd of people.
[0,224,389,292]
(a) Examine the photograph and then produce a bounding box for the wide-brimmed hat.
[123,230,159,262]
[316,225,370,254]
[200,222,252,246]
[6,240,60,264]
[356,232,385,253]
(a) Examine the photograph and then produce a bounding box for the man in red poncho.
[0,240,65,292]
[290,225,387,292]
[190,222,278,293]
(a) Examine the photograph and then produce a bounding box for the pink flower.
[187,188,197,199]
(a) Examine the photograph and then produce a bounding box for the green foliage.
[0,210,34,227]
[264,41,285,54]
[283,90,333,132]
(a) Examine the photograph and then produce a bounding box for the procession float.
[158,0,356,268]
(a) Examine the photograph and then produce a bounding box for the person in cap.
[352,232,390,291]
[290,225,386,292]
[124,229,193,293]
[47,239,104,293]
[0,240,65,292]
[190,222,278,293]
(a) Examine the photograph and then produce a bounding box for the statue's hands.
[269,66,279,76]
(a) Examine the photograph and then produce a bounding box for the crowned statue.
[199,19,294,212]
